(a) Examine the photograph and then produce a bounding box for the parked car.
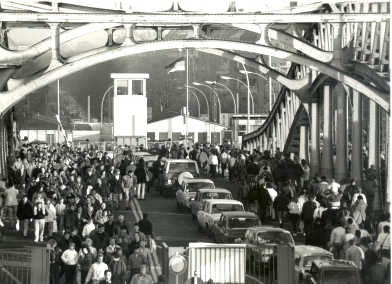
[133,152,154,164]
[304,259,362,284]
[243,227,295,273]
[162,159,199,197]
[211,212,260,244]
[197,199,244,237]
[190,188,232,220]
[294,246,333,284]
[176,178,215,210]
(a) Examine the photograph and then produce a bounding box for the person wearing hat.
[16,193,34,237]
[85,253,109,284]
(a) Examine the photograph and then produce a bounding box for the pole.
[188,86,209,120]
[88,96,90,123]
[269,55,272,112]
[186,49,189,147]
[237,93,239,114]
[57,79,60,143]
[241,64,251,134]
[101,86,114,141]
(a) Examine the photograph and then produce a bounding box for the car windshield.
[169,162,197,173]
[227,217,260,229]
[202,192,232,200]
[322,270,359,284]
[256,232,295,246]
[211,204,243,214]
[303,256,332,267]
[187,182,214,192]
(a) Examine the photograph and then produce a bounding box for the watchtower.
[111,73,149,146]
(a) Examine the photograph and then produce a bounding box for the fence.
[162,242,294,284]
[0,247,50,284]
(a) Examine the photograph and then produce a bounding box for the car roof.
[246,226,291,234]
[295,245,332,256]
[134,152,151,156]
[204,199,243,205]
[168,159,197,163]
[198,188,231,193]
[183,178,214,184]
[312,259,359,269]
[221,211,259,218]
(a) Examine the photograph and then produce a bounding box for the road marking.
[129,197,162,282]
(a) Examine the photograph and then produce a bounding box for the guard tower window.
[117,80,128,95]
[132,80,143,95]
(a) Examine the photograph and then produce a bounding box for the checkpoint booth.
[111,73,149,147]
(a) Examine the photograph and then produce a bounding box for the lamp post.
[193,82,221,124]
[100,86,114,139]
[220,76,254,114]
[239,70,271,111]
[177,87,200,117]
[205,81,236,114]
[186,85,209,121]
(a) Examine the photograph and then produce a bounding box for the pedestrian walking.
[44,198,56,239]
[122,170,137,210]
[16,194,33,237]
[3,180,19,229]
[60,242,79,284]
[134,159,147,200]
[138,213,153,238]
[33,201,48,242]
[111,169,124,210]
[78,245,95,284]
[287,196,301,236]
[130,264,153,284]
[85,253,108,284]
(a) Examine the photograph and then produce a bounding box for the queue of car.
[132,153,358,284]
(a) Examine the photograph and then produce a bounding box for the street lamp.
[239,69,272,111]
[220,76,255,114]
[205,81,236,114]
[185,85,209,121]
[193,82,221,124]
[177,87,200,117]
[101,86,113,128]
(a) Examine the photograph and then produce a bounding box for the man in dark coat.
[91,224,109,251]
[300,194,318,244]
[273,190,289,228]
[138,213,154,238]
[257,185,271,224]
[16,194,34,237]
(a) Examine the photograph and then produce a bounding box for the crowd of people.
[0,143,157,284]
[0,141,390,283]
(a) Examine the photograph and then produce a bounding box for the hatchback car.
[212,211,261,243]
[176,178,215,210]
[162,159,199,197]
[190,188,232,220]
[197,199,244,237]
[294,246,333,284]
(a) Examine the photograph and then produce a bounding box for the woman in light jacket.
[44,198,56,239]
[287,196,301,236]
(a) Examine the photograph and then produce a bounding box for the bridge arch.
[0,39,389,117]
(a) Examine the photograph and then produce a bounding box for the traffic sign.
[187,135,193,140]
[114,147,124,156]
[169,254,187,275]
[178,135,185,140]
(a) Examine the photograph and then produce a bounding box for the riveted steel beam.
[351,89,363,186]
[322,83,334,178]
[0,40,389,117]
[334,83,349,181]
[310,102,321,176]
[0,12,388,24]
[0,22,121,65]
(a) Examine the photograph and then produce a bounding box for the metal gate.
[0,247,50,284]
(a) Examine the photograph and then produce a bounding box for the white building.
[146,109,227,145]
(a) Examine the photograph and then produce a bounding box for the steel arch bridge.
[0,1,390,209]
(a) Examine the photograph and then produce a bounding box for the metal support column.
[351,90,363,185]
[272,120,276,153]
[368,101,382,211]
[310,102,321,177]
[299,126,309,162]
[322,84,334,178]
[335,83,349,181]
[276,113,281,150]
[263,133,268,153]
